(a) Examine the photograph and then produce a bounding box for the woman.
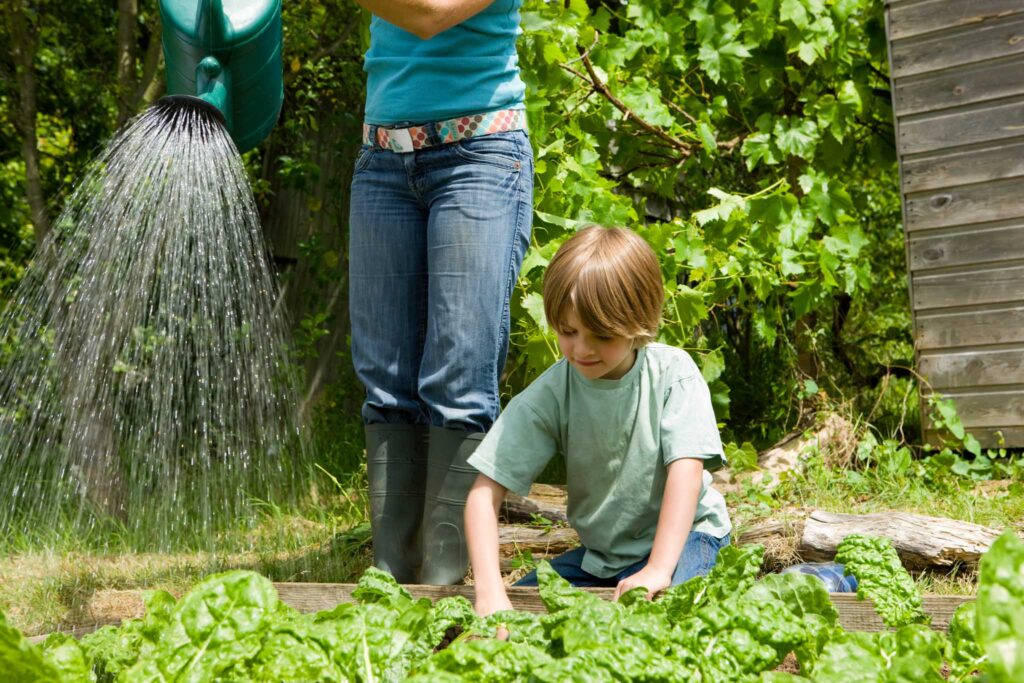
[348,0,533,585]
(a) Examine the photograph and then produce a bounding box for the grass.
[0,465,373,636]
[3,417,1022,636]
[726,444,1024,596]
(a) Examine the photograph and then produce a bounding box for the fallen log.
[498,525,578,554]
[799,510,1002,569]
[501,484,568,525]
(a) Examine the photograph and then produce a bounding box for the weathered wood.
[912,263,1024,311]
[934,424,1024,447]
[916,304,1024,349]
[829,594,971,633]
[888,1,1024,447]
[890,10,1024,76]
[26,622,116,645]
[909,221,1024,270]
[897,96,1024,156]
[888,0,1024,42]
[921,388,1024,427]
[24,584,976,642]
[799,510,1002,570]
[895,54,1024,116]
[273,582,971,632]
[498,525,579,554]
[919,347,1024,389]
[501,484,568,525]
[902,138,1024,193]
[904,176,1024,231]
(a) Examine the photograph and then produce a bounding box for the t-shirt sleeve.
[659,372,726,471]
[467,397,558,497]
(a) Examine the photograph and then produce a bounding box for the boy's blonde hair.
[543,225,663,345]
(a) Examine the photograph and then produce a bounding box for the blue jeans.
[348,130,533,431]
[514,531,731,587]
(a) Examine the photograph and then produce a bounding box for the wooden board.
[897,96,1024,156]
[942,425,1024,446]
[925,389,1024,428]
[26,586,972,642]
[895,54,1024,116]
[916,304,1024,349]
[273,582,971,633]
[919,347,1024,389]
[902,137,1024,193]
[887,0,1024,42]
[909,221,1024,270]
[912,263,1024,311]
[904,176,1024,231]
[890,10,1024,76]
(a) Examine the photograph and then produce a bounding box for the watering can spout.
[159,0,283,152]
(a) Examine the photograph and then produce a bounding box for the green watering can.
[159,0,283,152]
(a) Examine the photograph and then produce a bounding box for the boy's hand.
[475,592,514,618]
[475,592,514,640]
[613,565,672,601]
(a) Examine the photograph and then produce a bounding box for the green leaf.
[697,121,718,154]
[976,531,1024,682]
[619,77,676,128]
[695,188,747,225]
[741,132,780,170]
[522,291,549,332]
[700,348,726,383]
[0,612,63,682]
[780,0,808,28]
[835,535,929,628]
[773,117,819,159]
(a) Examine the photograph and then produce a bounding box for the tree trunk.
[116,0,164,126]
[5,0,49,243]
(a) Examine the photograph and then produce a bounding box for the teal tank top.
[363,0,527,126]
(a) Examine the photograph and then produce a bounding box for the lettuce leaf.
[975,531,1024,683]
[835,534,927,628]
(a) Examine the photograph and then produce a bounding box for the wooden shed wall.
[886,0,1024,447]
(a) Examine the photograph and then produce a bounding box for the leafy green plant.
[3,533,1024,681]
[835,534,928,628]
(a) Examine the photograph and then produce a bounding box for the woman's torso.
[363,0,527,125]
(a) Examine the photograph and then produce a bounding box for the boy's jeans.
[514,531,731,587]
[348,130,533,431]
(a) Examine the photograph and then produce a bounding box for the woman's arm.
[353,0,496,40]
[613,457,703,600]
[465,473,514,615]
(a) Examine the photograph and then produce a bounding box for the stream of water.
[0,98,306,551]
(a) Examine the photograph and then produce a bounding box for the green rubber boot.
[419,427,485,585]
[364,424,428,583]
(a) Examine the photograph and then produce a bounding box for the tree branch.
[561,45,693,158]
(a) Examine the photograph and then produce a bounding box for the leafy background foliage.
[0,0,956,461]
[509,0,909,448]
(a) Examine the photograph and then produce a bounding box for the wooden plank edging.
[272,582,971,633]
[25,584,972,644]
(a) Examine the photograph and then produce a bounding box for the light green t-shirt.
[467,344,732,578]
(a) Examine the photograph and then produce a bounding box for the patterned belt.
[362,108,527,153]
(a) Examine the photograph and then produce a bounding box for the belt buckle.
[388,127,415,153]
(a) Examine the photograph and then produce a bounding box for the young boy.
[465,225,731,616]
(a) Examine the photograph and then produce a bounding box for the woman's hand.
[613,565,673,601]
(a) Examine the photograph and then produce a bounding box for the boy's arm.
[613,457,703,600]
[465,473,514,616]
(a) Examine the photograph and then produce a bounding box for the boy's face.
[556,309,636,381]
